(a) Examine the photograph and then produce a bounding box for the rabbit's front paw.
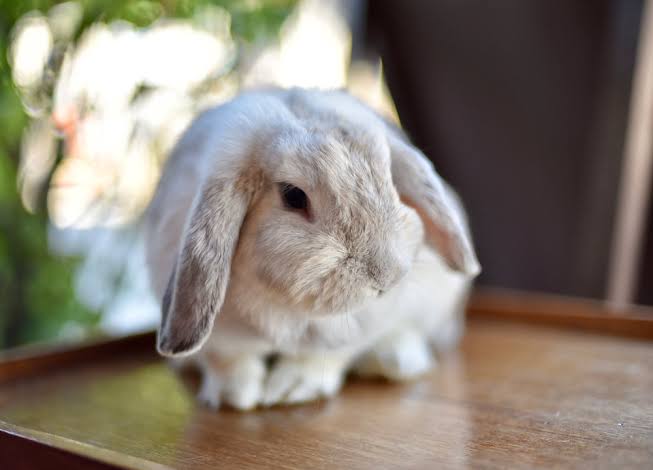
[198,354,265,410]
[261,354,347,406]
[353,328,434,381]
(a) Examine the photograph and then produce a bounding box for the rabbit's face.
[235,128,424,315]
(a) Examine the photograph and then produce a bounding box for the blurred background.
[0,0,650,351]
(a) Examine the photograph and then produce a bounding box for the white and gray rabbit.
[145,87,480,410]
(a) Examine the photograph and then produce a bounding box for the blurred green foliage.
[0,0,296,349]
[1,0,88,349]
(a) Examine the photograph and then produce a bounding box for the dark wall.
[366,0,642,299]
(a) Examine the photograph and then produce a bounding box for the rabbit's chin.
[287,285,382,317]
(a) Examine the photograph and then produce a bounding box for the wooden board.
[1,318,652,469]
[469,288,653,339]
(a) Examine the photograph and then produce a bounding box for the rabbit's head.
[157,90,479,357]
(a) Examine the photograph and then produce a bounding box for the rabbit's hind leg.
[351,327,434,381]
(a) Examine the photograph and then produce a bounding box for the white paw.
[353,329,434,381]
[429,313,465,352]
[197,355,265,411]
[197,369,222,409]
[261,355,346,406]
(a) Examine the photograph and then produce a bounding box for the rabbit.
[144,87,480,410]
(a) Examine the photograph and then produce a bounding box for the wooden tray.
[1,290,652,469]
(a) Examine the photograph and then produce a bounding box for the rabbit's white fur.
[145,88,479,409]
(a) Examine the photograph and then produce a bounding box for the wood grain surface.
[1,319,652,469]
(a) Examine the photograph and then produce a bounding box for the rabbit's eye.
[279,183,310,217]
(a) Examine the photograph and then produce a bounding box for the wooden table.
[1,309,652,469]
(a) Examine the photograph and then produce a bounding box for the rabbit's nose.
[367,256,409,292]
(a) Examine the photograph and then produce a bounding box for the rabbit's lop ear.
[388,132,481,276]
[157,173,256,357]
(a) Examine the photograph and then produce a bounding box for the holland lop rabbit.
[145,88,480,410]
